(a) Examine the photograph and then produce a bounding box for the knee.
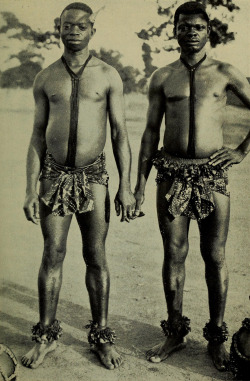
[42,241,66,269]
[83,242,107,271]
[201,242,226,269]
[164,238,189,264]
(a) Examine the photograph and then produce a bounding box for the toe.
[106,361,115,370]
[21,357,27,366]
[118,356,123,366]
[149,355,161,363]
[30,361,40,369]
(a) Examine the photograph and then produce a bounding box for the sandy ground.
[0,90,249,381]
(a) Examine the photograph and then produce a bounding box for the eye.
[196,25,206,31]
[64,24,70,30]
[178,25,188,32]
[79,25,87,31]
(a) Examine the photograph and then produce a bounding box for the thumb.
[114,199,120,216]
[134,199,142,217]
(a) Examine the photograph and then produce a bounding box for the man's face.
[175,14,209,53]
[60,9,95,52]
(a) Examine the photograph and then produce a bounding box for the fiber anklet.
[31,319,63,343]
[85,321,116,345]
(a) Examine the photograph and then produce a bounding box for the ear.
[90,27,96,38]
[207,25,211,35]
[173,26,177,38]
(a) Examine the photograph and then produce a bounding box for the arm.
[107,68,135,222]
[209,65,250,168]
[23,72,49,224]
[134,70,165,215]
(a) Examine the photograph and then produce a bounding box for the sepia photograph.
[0,0,249,380]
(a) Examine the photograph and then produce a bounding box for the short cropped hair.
[60,2,93,21]
[174,1,210,27]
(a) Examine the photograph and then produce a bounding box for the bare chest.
[45,70,109,105]
[163,70,227,105]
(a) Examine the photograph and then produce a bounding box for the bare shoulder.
[33,59,61,93]
[209,58,248,84]
[150,60,179,88]
[91,55,122,90]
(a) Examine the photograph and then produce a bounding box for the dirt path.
[0,90,249,381]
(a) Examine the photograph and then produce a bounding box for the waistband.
[160,148,209,165]
[44,151,106,173]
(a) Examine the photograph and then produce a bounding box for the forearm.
[112,130,132,190]
[236,130,250,156]
[26,134,46,194]
[135,128,160,193]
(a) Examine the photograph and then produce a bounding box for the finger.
[133,209,141,217]
[209,153,231,165]
[209,153,229,164]
[135,199,142,213]
[114,199,120,216]
[23,206,35,223]
[121,205,125,222]
[210,157,230,167]
[121,206,130,223]
[34,201,40,221]
[127,205,133,219]
[209,148,227,159]
[222,161,233,169]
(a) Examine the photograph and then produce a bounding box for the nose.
[70,25,80,34]
[187,28,197,36]
[187,26,198,36]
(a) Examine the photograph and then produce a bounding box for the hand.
[132,190,145,219]
[114,188,136,222]
[209,147,245,169]
[23,192,40,224]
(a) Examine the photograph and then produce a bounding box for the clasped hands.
[114,188,145,222]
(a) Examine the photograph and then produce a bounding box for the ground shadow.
[0,279,233,379]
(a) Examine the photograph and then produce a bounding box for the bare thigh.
[39,179,73,259]
[75,183,110,262]
[198,192,230,261]
[157,179,190,255]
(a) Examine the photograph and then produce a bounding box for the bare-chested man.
[134,1,250,372]
[22,2,135,370]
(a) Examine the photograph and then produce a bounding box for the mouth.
[186,40,199,44]
[67,40,81,43]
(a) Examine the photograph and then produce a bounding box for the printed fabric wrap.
[152,148,230,221]
[39,151,109,217]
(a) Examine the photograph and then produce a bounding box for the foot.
[146,336,187,363]
[207,342,229,371]
[21,340,57,369]
[91,342,123,370]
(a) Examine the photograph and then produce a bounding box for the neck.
[63,47,90,66]
[180,48,206,67]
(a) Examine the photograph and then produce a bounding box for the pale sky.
[0,0,250,75]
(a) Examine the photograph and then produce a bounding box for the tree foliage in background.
[137,0,240,78]
[0,12,140,93]
[0,12,60,88]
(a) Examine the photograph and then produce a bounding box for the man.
[134,1,250,372]
[22,2,135,370]
[229,318,250,380]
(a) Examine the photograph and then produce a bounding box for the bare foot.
[146,336,187,363]
[207,342,229,371]
[21,340,57,369]
[91,343,123,370]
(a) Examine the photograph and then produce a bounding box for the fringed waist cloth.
[39,151,109,217]
[152,148,230,220]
